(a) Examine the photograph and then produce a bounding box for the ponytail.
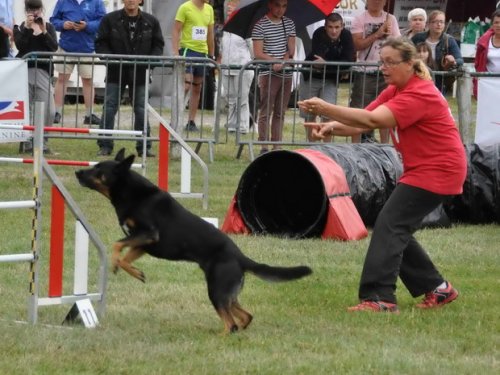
[414,60,432,81]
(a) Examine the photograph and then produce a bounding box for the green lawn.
[0,126,498,374]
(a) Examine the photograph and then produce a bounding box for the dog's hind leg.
[117,247,146,282]
[216,307,238,335]
[208,286,239,334]
[230,301,253,330]
[206,259,244,334]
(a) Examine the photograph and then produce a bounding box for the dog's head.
[75,148,135,199]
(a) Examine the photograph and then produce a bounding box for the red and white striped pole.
[48,186,65,298]
[0,124,142,137]
[0,157,142,168]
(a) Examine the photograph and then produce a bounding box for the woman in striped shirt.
[252,0,295,155]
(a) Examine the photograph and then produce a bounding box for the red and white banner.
[475,78,500,146]
[0,60,30,143]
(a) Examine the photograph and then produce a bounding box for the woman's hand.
[272,63,284,72]
[298,97,327,117]
[303,122,334,140]
[25,14,35,29]
[442,54,456,70]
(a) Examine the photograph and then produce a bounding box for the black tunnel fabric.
[230,143,500,239]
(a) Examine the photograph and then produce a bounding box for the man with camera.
[14,0,58,153]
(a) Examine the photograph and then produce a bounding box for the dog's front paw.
[132,267,146,283]
[111,257,120,274]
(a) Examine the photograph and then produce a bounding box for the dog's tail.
[242,258,312,282]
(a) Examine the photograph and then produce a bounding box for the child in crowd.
[415,42,437,71]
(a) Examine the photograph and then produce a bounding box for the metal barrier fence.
[23,52,221,159]
[20,53,500,161]
[225,61,500,160]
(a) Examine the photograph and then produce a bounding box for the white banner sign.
[393,0,448,29]
[335,0,366,30]
[475,78,500,146]
[0,60,30,143]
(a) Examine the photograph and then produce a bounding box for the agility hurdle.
[1,117,207,202]
[2,124,142,136]
[0,124,144,171]
[0,103,107,326]
[149,105,209,210]
[0,157,142,169]
[35,167,107,328]
[0,200,36,263]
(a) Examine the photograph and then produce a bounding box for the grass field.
[0,118,498,375]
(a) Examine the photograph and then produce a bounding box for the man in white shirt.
[220,0,254,134]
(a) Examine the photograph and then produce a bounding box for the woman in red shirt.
[473,9,500,98]
[298,37,467,313]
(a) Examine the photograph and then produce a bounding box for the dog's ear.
[117,154,135,173]
[115,148,126,162]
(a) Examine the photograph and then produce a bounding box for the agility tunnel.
[222,143,500,239]
[222,148,369,240]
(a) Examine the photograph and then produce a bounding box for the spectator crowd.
[1,0,500,154]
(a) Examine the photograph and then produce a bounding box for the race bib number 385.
[192,26,207,41]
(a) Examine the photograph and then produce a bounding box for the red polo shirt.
[366,75,467,195]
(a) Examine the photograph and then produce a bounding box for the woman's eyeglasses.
[430,20,445,25]
[378,60,404,68]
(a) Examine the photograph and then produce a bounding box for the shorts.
[349,71,386,109]
[299,77,337,121]
[53,47,96,79]
[179,48,209,77]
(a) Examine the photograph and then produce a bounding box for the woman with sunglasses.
[298,37,466,313]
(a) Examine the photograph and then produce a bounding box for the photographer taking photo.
[14,0,58,153]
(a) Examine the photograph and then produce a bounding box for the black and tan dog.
[75,149,312,334]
